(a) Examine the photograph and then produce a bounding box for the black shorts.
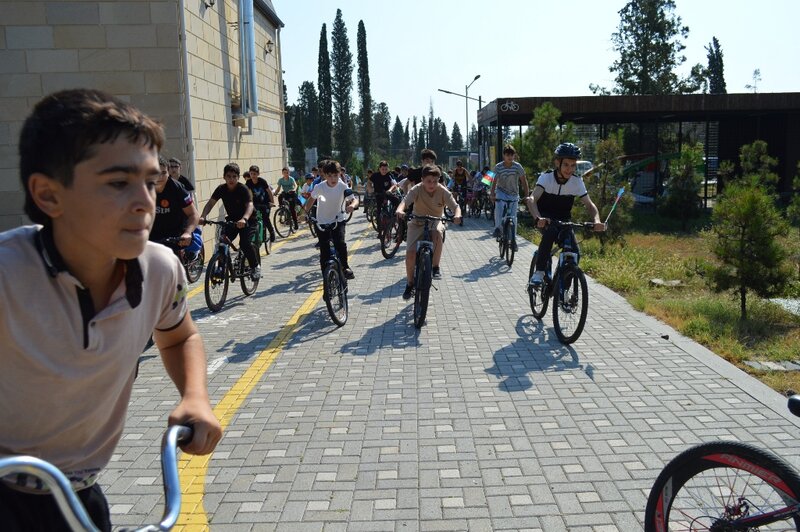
[0,481,111,532]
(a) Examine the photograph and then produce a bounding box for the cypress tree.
[317,24,333,156]
[357,20,372,167]
[331,9,354,165]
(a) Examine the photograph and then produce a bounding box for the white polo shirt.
[0,225,188,492]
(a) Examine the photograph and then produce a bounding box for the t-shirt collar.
[35,225,143,308]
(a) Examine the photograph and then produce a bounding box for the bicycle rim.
[505,222,515,267]
[240,255,259,296]
[528,253,549,319]
[324,266,348,326]
[185,247,204,283]
[644,441,800,532]
[380,219,402,259]
[204,254,229,312]
[552,265,588,344]
[413,249,432,328]
[273,208,289,238]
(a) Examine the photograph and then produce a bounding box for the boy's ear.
[28,172,64,219]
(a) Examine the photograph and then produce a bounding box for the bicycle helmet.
[554,142,581,160]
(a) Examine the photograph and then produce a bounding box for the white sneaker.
[251,265,261,280]
[529,270,545,285]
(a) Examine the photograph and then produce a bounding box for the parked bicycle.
[202,219,260,312]
[407,213,454,329]
[496,198,519,267]
[645,395,800,531]
[158,234,205,283]
[0,425,192,532]
[310,216,349,326]
[527,220,594,344]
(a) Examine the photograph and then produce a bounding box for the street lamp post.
[437,74,480,170]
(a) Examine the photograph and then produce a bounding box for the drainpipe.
[238,0,258,117]
[276,27,286,166]
[177,0,196,190]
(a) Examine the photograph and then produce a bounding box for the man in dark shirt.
[199,162,260,279]
[150,157,199,250]
[245,164,276,246]
[369,160,400,212]
[168,157,194,192]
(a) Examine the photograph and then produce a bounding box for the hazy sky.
[275,0,799,138]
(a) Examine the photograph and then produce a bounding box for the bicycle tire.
[552,264,588,344]
[644,440,800,532]
[380,217,403,259]
[240,253,260,296]
[204,253,229,312]
[273,207,291,238]
[505,221,515,267]
[485,202,494,220]
[185,245,204,283]
[308,219,318,238]
[323,263,348,326]
[413,248,432,328]
[528,252,549,319]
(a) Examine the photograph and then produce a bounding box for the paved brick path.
[108,213,800,531]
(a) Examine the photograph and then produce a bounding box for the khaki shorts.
[406,219,444,251]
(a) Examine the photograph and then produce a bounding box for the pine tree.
[331,9,354,165]
[659,142,704,228]
[390,116,404,156]
[356,20,372,167]
[705,36,727,94]
[317,24,333,157]
[592,0,705,95]
[372,102,391,158]
[451,122,464,152]
[403,120,410,159]
[297,81,319,149]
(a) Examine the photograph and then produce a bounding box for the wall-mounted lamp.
[264,39,274,55]
[203,0,215,7]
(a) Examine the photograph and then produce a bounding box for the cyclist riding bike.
[150,156,202,259]
[450,160,470,204]
[369,160,400,232]
[199,162,261,280]
[273,167,300,230]
[524,142,606,285]
[490,144,529,252]
[244,164,277,245]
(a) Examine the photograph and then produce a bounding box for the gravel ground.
[770,298,800,317]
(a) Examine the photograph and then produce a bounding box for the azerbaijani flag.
[481,170,495,186]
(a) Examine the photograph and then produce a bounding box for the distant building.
[0,0,286,236]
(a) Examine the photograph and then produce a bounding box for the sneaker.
[511,240,518,252]
[492,228,501,239]
[344,268,355,280]
[529,270,544,285]
[432,266,441,279]
[269,233,276,243]
[402,284,414,300]
[251,265,262,281]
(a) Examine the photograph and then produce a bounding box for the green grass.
[519,212,800,394]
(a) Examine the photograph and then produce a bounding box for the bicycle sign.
[500,101,519,112]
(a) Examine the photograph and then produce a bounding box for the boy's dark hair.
[503,144,516,155]
[420,148,437,161]
[168,157,181,166]
[243,171,250,179]
[421,164,441,178]
[321,160,341,175]
[159,156,168,167]
[249,165,259,173]
[311,166,318,172]
[281,167,289,172]
[19,88,164,224]
[379,160,389,167]
[224,162,240,176]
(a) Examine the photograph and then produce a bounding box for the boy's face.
[503,152,515,164]
[422,174,439,193]
[167,162,181,179]
[248,169,259,181]
[421,156,435,166]
[155,164,169,193]
[556,158,577,180]
[324,171,339,186]
[379,165,389,175]
[224,171,240,190]
[282,169,289,179]
[50,137,158,261]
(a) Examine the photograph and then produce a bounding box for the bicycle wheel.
[380,217,402,259]
[323,263,348,326]
[505,221,515,267]
[308,219,318,237]
[485,202,493,220]
[528,252,549,319]
[185,245,205,283]
[273,207,291,238]
[240,253,260,296]
[413,248,432,328]
[645,440,800,532]
[552,264,588,344]
[204,253,229,312]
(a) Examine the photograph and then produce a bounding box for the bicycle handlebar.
[309,215,343,232]
[540,220,597,230]
[406,213,455,223]
[201,219,238,227]
[0,425,193,532]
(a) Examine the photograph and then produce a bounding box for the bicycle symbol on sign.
[500,101,519,112]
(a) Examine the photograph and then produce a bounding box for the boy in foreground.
[0,88,222,531]
[396,165,462,299]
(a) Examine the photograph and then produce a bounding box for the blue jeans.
[494,192,519,242]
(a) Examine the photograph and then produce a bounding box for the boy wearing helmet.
[524,143,605,285]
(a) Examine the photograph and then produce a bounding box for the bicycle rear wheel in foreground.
[273,207,292,238]
[204,253,229,312]
[552,264,588,344]
[413,248,432,328]
[380,218,403,259]
[528,252,548,319]
[505,221,515,267]
[323,264,348,326]
[644,440,800,532]
[240,256,260,296]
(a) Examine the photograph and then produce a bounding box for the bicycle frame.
[0,425,192,532]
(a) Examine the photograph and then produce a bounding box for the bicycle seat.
[788,395,800,418]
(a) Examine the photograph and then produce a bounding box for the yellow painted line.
[175,228,368,530]
[185,228,307,300]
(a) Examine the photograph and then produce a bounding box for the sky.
[274,0,800,139]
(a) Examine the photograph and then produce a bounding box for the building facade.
[0,0,286,237]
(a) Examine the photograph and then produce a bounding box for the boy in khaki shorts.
[396,165,462,299]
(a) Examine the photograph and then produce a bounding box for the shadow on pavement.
[339,309,421,356]
[455,256,512,283]
[355,278,406,305]
[484,315,594,393]
[253,270,319,299]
